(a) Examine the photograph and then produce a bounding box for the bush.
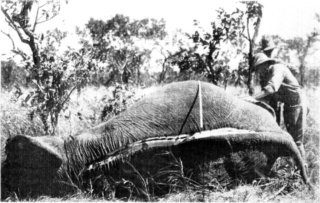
[1,60,30,89]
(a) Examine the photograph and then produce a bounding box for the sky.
[55,0,320,37]
[1,0,320,65]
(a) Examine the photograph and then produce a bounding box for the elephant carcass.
[1,80,309,197]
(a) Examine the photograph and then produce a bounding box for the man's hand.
[253,90,272,100]
[241,96,258,103]
[241,95,276,118]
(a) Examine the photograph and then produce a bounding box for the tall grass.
[1,90,45,164]
[1,84,319,201]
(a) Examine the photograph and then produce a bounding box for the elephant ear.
[5,135,64,169]
[2,135,65,195]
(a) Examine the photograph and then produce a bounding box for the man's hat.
[253,53,275,70]
[261,38,276,51]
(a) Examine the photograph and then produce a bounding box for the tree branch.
[300,35,313,64]
[5,17,16,30]
[16,17,34,39]
[1,30,15,49]
[59,85,78,110]
[36,12,59,25]
[241,33,249,40]
[246,16,251,42]
[1,6,29,44]
[12,48,28,60]
[32,4,40,32]
[39,2,51,9]
[252,17,261,42]
[35,1,61,26]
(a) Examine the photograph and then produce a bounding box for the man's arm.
[254,89,272,100]
[254,64,284,100]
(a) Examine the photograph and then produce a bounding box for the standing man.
[252,53,307,160]
[259,38,281,124]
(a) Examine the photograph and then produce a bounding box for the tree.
[172,10,244,85]
[171,2,262,91]
[171,4,249,88]
[264,14,320,86]
[85,15,167,86]
[24,28,92,135]
[1,0,63,72]
[155,29,193,83]
[240,1,263,94]
[285,32,319,86]
[1,0,90,135]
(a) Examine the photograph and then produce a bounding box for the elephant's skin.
[1,80,309,198]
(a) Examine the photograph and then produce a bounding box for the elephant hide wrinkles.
[61,81,306,184]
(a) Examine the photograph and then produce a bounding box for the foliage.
[260,31,320,87]
[181,9,246,86]
[154,29,192,84]
[101,83,137,121]
[1,1,94,135]
[169,2,263,91]
[3,2,82,136]
[1,0,64,69]
[23,28,91,135]
[85,15,167,85]
[1,60,16,87]
[261,13,320,87]
[284,31,319,86]
[240,1,263,94]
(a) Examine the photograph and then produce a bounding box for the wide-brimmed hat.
[261,38,276,51]
[253,53,275,70]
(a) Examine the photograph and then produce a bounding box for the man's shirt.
[259,63,301,106]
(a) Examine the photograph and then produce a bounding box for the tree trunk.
[159,58,168,84]
[247,45,255,95]
[29,38,41,70]
[136,68,141,85]
[245,10,261,95]
[122,67,130,84]
[299,64,305,87]
[207,42,218,85]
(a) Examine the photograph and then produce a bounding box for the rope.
[178,81,200,134]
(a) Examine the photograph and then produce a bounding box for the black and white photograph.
[1,0,319,201]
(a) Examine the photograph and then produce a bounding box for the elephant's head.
[1,135,69,197]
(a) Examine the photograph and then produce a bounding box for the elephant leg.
[265,155,278,176]
[223,150,269,183]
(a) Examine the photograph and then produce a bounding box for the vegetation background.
[1,0,319,201]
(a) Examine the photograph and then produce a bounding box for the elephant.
[1,80,310,198]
